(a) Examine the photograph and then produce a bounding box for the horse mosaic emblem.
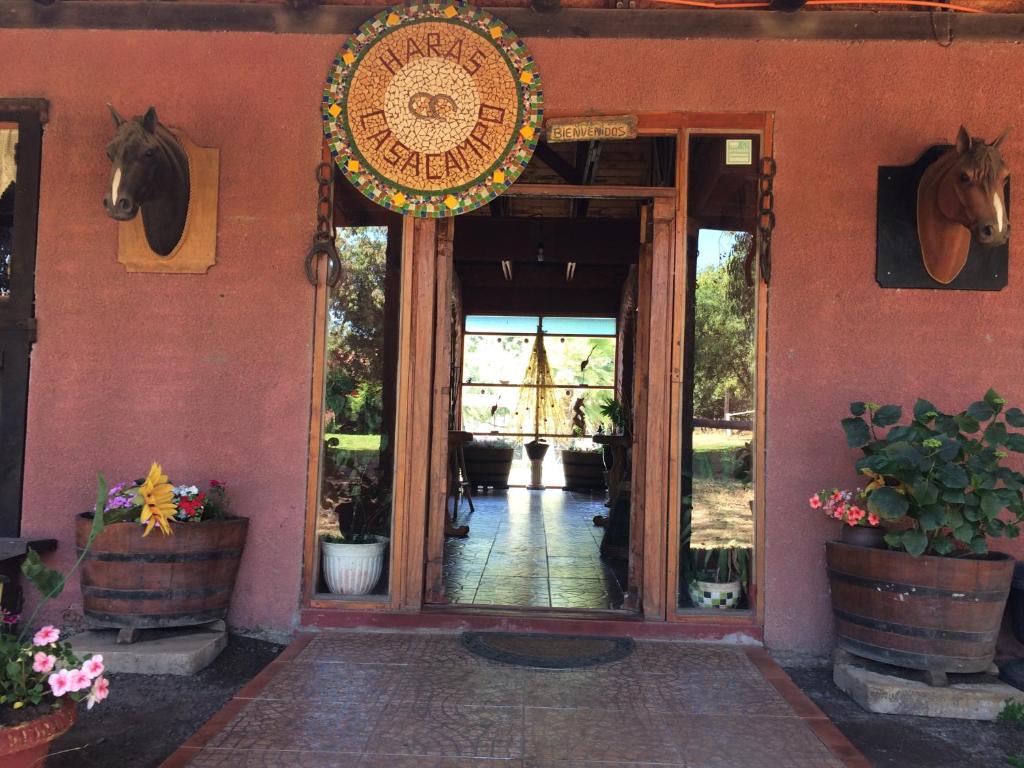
[322,2,543,217]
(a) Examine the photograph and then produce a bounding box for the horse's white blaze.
[111,167,122,205]
[994,191,1006,234]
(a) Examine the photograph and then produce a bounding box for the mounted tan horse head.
[917,126,1010,284]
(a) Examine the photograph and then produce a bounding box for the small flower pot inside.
[0,702,76,768]
[321,536,388,595]
[462,445,514,490]
[76,515,248,635]
[688,579,742,609]
[561,449,606,491]
[826,541,1014,674]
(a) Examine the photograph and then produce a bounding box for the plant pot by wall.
[524,440,549,461]
[0,702,76,768]
[76,515,248,632]
[321,536,388,595]
[688,579,742,609]
[463,445,514,490]
[826,541,1014,673]
[1010,562,1024,644]
[838,525,886,549]
[562,449,606,491]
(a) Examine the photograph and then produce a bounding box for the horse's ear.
[142,106,158,134]
[956,125,971,155]
[992,127,1012,149]
[107,104,125,128]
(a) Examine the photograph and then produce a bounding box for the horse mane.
[961,139,1005,193]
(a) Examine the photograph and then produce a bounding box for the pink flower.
[82,654,104,679]
[809,495,822,509]
[67,668,91,692]
[87,676,109,710]
[868,513,881,527]
[32,652,56,674]
[33,625,60,646]
[48,669,70,697]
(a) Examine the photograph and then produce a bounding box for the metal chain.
[756,156,776,285]
[305,161,342,287]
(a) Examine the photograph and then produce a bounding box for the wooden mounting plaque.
[117,129,219,274]
[545,115,638,143]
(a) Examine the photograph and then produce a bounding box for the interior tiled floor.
[442,489,626,610]
[170,632,861,767]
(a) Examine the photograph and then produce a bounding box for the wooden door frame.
[302,113,772,629]
[416,177,677,620]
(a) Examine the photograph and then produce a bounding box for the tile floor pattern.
[443,489,626,610]
[170,632,856,767]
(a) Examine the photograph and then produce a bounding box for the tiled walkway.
[164,632,868,767]
[443,489,626,609]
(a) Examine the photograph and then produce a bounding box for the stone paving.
[443,489,626,609]
[163,632,868,767]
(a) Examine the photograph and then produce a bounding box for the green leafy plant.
[999,699,1024,724]
[0,478,112,722]
[687,547,750,586]
[599,397,631,436]
[842,391,1024,556]
[1007,756,1024,768]
[322,460,391,544]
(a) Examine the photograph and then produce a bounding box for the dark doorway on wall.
[428,135,676,613]
[0,101,44,539]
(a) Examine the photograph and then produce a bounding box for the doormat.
[461,632,634,669]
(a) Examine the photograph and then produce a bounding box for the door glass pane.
[317,225,401,598]
[0,126,17,302]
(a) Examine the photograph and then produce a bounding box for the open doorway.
[426,135,676,612]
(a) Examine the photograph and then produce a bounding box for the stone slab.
[834,657,1024,720]
[70,622,227,675]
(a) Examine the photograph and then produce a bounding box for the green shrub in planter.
[842,390,1024,557]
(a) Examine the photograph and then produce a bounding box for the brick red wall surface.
[1,29,1021,651]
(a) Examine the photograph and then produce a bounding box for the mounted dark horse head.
[103,105,190,257]
[917,125,1010,284]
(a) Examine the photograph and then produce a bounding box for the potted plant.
[320,464,390,596]
[562,434,606,491]
[76,464,247,643]
[2,480,112,767]
[686,547,749,609]
[809,488,884,548]
[827,392,1023,677]
[462,437,516,490]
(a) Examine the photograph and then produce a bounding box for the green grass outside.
[324,433,381,451]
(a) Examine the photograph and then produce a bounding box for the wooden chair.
[446,431,474,537]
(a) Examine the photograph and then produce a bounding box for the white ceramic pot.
[688,579,742,609]
[321,536,388,595]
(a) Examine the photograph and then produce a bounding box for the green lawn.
[324,433,381,451]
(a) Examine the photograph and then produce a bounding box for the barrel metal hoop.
[827,568,1009,602]
[833,608,1000,643]
[78,548,243,563]
[836,637,992,673]
[84,609,228,627]
[82,585,232,600]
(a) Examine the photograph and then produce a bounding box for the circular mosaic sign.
[322,2,543,217]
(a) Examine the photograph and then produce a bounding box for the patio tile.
[632,642,756,677]
[253,661,403,703]
[360,758,525,768]
[664,714,844,767]
[524,668,647,710]
[188,749,360,767]
[524,705,680,764]
[394,663,526,706]
[546,558,605,578]
[294,632,418,665]
[548,578,615,609]
[367,701,525,758]
[641,674,790,715]
[202,699,383,752]
[475,576,550,606]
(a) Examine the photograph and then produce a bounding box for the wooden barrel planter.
[463,446,514,490]
[826,541,1014,674]
[562,449,606,491]
[76,515,248,637]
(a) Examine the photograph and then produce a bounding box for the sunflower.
[135,462,177,537]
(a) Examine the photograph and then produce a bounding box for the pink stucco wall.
[1,27,1022,651]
